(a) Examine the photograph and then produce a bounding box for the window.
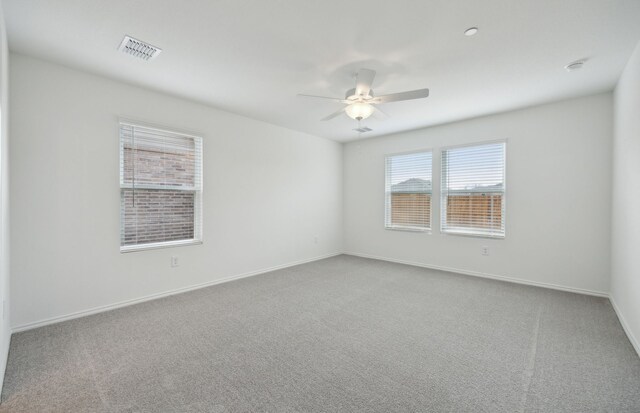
[441,141,506,238]
[119,122,203,251]
[385,151,433,231]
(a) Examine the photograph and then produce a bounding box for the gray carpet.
[1,255,639,412]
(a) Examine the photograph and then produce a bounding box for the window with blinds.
[441,141,506,238]
[119,122,203,251]
[385,151,433,231]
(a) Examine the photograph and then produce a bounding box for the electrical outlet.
[171,256,179,267]
[481,246,489,256]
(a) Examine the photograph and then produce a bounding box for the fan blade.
[355,69,376,98]
[320,107,346,121]
[372,88,429,103]
[298,94,348,103]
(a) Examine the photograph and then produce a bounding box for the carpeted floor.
[1,255,639,412]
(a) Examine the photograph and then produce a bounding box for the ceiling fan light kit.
[345,102,375,120]
[298,68,430,127]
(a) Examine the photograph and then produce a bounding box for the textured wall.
[0,2,10,394]
[344,94,613,295]
[10,53,343,329]
[611,40,640,355]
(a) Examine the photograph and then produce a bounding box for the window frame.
[440,140,507,239]
[384,149,434,233]
[119,120,203,253]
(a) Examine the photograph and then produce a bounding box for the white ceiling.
[4,0,640,142]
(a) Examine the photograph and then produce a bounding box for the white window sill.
[120,239,203,253]
[441,230,505,239]
[385,225,432,233]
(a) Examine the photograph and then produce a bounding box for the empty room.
[0,0,639,411]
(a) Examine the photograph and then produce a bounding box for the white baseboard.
[11,252,342,333]
[609,295,640,358]
[344,251,609,297]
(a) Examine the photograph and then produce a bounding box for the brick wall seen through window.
[120,123,202,251]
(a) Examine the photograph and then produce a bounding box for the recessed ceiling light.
[565,60,586,72]
[464,27,479,36]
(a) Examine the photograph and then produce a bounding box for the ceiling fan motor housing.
[346,88,374,100]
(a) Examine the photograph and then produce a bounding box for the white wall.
[0,2,10,394]
[344,94,612,295]
[611,40,640,355]
[9,53,343,329]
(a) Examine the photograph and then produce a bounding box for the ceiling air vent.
[118,35,162,60]
[353,126,373,133]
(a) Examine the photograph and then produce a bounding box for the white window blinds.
[119,122,203,251]
[441,141,505,238]
[385,151,433,230]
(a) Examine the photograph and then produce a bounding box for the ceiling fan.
[298,68,429,122]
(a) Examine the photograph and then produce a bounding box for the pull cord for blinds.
[132,125,136,207]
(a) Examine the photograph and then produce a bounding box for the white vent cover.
[353,126,372,133]
[118,35,162,60]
